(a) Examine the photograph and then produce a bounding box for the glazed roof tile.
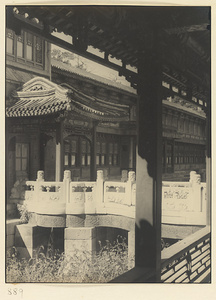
[6,76,130,121]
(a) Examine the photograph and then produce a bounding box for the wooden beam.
[90,121,97,181]
[6,8,138,81]
[7,7,210,105]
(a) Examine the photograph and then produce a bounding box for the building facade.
[6,27,206,211]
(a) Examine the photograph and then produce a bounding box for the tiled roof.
[51,58,137,95]
[6,67,35,83]
[6,77,129,121]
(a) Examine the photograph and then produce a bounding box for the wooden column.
[135,51,162,281]
[206,100,211,226]
[39,132,45,171]
[90,121,97,181]
[129,136,134,169]
[172,140,175,173]
[164,139,167,173]
[55,121,63,182]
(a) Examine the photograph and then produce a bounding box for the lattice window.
[96,141,107,166]
[166,143,173,165]
[6,28,44,66]
[108,143,114,165]
[86,140,91,166]
[26,32,33,61]
[6,29,14,55]
[101,142,106,166]
[64,139,77,167]
[15,143,28,171]
[64,141,70,166]
[189,145,194,163]
[35,36,43,64]
[113,143,119,166]
[17,32,24,58]
[81,139,91,166]
[174,144,178,164]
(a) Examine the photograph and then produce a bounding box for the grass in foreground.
[6,238,134,283]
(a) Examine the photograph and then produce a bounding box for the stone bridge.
[14,169,206,261]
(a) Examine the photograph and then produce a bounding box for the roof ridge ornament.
[12,76,68,98]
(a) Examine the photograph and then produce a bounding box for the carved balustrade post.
[63,170,71,204]
[36,170,44,194]
[190,171,202,212]
[36,170,44,181]
[189,171,197,184]
[126,171,136,205]
[96,170,104,207]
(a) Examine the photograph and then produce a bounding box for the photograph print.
[5,4,211,283]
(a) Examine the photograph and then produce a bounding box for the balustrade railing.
[161,226,210,283]
[104,177,135,206]
[24,170,205,223]
[162,171,206,225]
[25,169,136,217]
[68,181,96,214]
[25,171,65,214]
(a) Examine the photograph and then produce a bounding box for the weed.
[17,203,31,224]
[6,238,134,283]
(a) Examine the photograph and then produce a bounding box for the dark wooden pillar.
[206,99,211,226]
[39,132,45,171]
[164,139,167,173]
[129,136,134,169]
[90,121,97,181]
[172,140,175,173]
[135,50,162,281]
[55,121,64,181]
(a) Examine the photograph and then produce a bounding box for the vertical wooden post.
[129,136,134,169]
[90,121,97,181]
[39,132,45,171]
[55,121,63,182]
[172,140,176,173]
[164,139,167,173]
[206,100,211,226]
[135,47,162,281]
